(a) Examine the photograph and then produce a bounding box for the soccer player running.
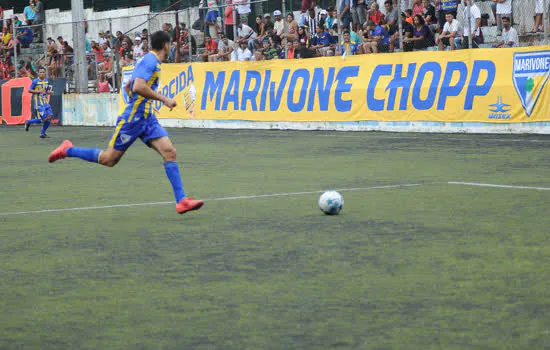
[25,67,54,138]
[48,31,204,214]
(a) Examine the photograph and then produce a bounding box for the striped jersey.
[29,78,50,108]
[122,52,161,122]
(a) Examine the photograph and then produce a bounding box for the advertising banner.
[120,47,550,123]
[0,78,66,125]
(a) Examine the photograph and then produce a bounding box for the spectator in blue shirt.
[340,31,358,56]
[23,0,36,24]
[311,24,332,56]
[16,26,33,47]
[362,20,390,53]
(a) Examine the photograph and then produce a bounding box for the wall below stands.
[63,93,119,126]
[62,94,550,134]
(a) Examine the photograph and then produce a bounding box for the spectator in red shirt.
[199,34,218,62]
[224,0,234,40]
[367,3,385,25]
[412,0,423,16]
[92,40,105,63]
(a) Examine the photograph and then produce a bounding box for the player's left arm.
[133,78,176,110]
[45,81,53,95]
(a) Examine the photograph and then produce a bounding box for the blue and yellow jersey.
[29,78,50,109]
[121,52,161,122]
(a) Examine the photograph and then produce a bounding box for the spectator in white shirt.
[98,31,107,46]
[492,16,518,47]
[237,20,257,50]
[436,11,461,50]
[492,0,511,34]
[133,36,144,63]
[215,33,235,61]
[236,0,251,22]
[455,0,482,49]
[273,10,284,37]
[231,40,253,61]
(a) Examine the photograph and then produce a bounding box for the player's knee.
[99,152,121,167]
[163,147,177,162]
[103,159,119,167]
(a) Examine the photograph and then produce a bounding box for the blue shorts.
[37,104,53,119]
[205,10,218,23]
[108,116,169,152]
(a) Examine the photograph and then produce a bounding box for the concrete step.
[29,43,44,49]
[20,49,44,57]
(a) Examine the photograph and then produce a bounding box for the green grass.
[1,126,550,349]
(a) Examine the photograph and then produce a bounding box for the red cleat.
[176,196,204,214]
[48,140,73,163]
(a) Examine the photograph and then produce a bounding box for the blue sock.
[163,161,186,203]
[27,119,41,125]
[40,121,51,135]
[66,147,101,163]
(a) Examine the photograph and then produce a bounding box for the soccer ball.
[318,191,344,215]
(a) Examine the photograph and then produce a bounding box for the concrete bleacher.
[17,42,45,66]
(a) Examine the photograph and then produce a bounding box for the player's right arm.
[133,78,176,110]
[28,79,42,94]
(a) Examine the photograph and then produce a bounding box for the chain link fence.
[6,0,549,93]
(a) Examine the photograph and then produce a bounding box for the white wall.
[62,94,550,134]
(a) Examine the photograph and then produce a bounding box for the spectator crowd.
[197,0,525,62]
[0,0,531,87]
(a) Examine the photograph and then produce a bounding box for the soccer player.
[25,67,54,138]
[48,31,204,215]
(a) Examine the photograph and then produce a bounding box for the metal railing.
[4,0,548,91]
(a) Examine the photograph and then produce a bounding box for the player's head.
[150,30,171,56]
[38,67,46,79]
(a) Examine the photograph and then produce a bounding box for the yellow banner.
[121,46,550,122]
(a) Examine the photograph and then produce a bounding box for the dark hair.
[287,13,294,19]
[405,9,413,15]
[445,11,455,17]
[502,16,510,21]
[38,66,46,72]
[414,14,425,25]
[384,0,392,4]
[150,30,171,50]
[57,36,63,40]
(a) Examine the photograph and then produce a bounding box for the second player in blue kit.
[25,67,54,138]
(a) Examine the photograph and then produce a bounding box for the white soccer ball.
[318,191,344,215]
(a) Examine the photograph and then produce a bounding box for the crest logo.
[512,51,550,117]
[120,133,132,144]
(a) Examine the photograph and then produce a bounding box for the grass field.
[1,125,550,349]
